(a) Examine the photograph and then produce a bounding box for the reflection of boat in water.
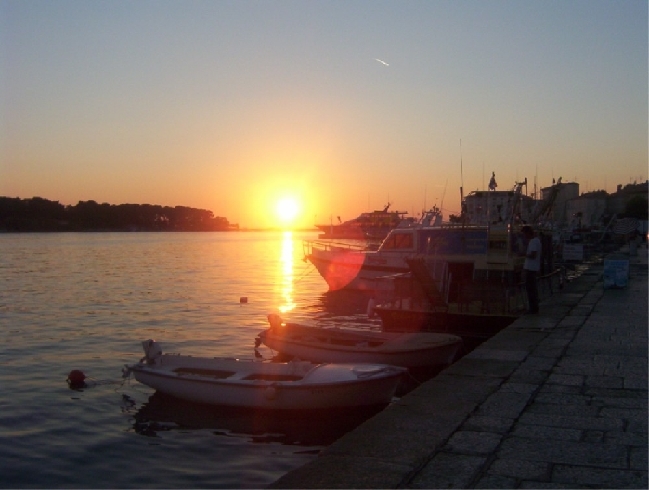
[124,340,406,410]
[257,314,463,368]
[132,391,385,446]
[315,203,415,240]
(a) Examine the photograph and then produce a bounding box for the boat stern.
[142,339,162,365]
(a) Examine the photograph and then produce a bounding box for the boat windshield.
[380,231,414,251]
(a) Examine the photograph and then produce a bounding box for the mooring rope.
[292,261,317,286]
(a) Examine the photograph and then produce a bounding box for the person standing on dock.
[522,225,541,314]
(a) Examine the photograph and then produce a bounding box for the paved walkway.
[271,247,648,489]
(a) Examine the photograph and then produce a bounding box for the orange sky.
[2,1,647,229]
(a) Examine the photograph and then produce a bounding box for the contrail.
[374,58,389,66]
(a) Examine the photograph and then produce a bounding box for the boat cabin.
[379,226,488,254]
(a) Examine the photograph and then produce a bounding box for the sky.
[1,0,647,229]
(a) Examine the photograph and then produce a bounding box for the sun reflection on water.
[278,231,296,313]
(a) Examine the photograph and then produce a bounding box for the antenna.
[459,139,464,203]
[423,185,427,211]
[441,179,448,211]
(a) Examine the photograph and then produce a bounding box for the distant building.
[540,182,579,226]
[556,181,648,230]
[607,181,648,216]
[565,192,608,229]
[462,178,647,229]
[463,190,535,225]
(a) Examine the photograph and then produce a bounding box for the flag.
[488,172,497,191]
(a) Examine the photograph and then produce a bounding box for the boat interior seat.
[241,374,303,382]
[174,367,236,379]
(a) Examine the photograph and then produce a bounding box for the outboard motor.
[142,339,162,365]
[267,313,283,330]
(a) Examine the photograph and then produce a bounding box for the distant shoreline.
[0,227,318,233]
[1,196,320,233]
[0,228,318,233]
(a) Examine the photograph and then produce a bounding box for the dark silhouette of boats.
[315,203,414,240]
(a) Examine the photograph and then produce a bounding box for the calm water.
[0,232,384,488]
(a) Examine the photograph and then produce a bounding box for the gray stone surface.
[488,458,551,480]
[407,453,485,489]
[474,474,518,489]
[511,424,582,441]
[444,431,503,454]
[517,412,625,431]
[462,415,515,434]
[496,437,628,468]
[552,465,648,488]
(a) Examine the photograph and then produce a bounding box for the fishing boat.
[315,203,415,240]
[256,314,463,368]
[304,217,494,292]
[304,184,536,292]
[123,340,406,410]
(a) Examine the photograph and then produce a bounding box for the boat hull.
[374,306,516,339]
[128,347,405,410]
[307,247,409,291]
[258,323,462,368]
[305,226,493,291]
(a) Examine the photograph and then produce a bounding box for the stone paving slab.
[270,250,648,489]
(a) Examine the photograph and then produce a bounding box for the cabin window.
[381,232,413,250]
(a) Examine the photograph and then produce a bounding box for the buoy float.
[67,370,86,387]
[240,297,248,304]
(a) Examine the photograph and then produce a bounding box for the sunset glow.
[2,3,646,229]
[276,197,300,227]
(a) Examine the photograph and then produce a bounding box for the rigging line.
[292,261,317,285]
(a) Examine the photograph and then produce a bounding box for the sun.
[276,197,300,226]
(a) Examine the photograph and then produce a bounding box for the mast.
[459,139,464,208]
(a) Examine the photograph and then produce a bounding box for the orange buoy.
[67,370,86,386]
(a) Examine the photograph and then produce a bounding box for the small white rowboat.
[256,314,463,368]
[124,340,406,410]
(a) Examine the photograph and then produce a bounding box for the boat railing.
[303,239,372,257]
[378,264,565,317]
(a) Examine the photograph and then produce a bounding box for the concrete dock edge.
[270,248,648,489]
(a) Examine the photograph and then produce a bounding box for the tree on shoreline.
[0,197,237,232]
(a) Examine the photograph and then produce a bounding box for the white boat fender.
[264,384,277,400]
[366,298,376,318]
